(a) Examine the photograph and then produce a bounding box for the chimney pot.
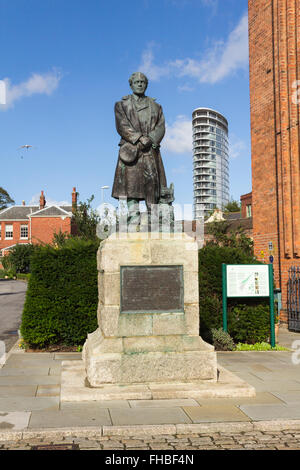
[39,190,46,210]
[72,187,78,213]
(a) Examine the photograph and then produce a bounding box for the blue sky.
[0,0,250,215]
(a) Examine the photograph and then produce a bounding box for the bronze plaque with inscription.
[120,265,184,314]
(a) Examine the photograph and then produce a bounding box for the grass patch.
[235,342,289,351]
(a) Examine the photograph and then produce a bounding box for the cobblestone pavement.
[1,430,300,450]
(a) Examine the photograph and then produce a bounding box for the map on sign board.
[226,265,269,298]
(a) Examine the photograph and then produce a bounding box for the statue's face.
[130,75,147,95]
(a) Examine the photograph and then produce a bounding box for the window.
[5,225,13,239]
[246,204,252,218]
[20,225,28,239]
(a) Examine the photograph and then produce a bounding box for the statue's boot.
[127,199,141,232]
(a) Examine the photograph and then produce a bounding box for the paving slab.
[240,403,300,421]
[61,401,131,410]
[54,354,82,361]
[278,328,300,349]
[0,385,37,398]
[0,412,30,431]
[265,391,300,405]
[49,368,62,377]
[8,352,54,358]
[248,380,300,393]
[36,385,60,397]
[182,404,250,423]
[249,364,274,373]
[109,407,192,426]
[5,357,55,368]
[129,399,199,408]
[0,397,59,412]
[0,331,299,436]
[0,367,50,376]
[195,392,285,406]
[29,409,112,428]
[0,375,60,386]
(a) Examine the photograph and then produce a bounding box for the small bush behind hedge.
[211,328,235,351]
[2,244,36,273]
[20,238,99,348]
[198,244,264,341]
[229,304,270,344]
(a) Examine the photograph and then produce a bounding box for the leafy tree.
[52,229,69,248]
[223,199,240,213]
[206,220,254,256]
[2,244,36,273]
[72,195,100,240]
[0,187,15,210]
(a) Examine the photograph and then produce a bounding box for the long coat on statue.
[111,94,167,205]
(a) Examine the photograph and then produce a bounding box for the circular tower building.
[192,107,229,219]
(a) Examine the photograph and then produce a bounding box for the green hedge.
[16,273,31,281]
[199,244,269,343]
[20,237,271,348]
[229,304,270,344]
[20,238,99,348]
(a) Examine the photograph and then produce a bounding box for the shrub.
[211,328,235,351]
[2,244,36,273]
[20,238,99,348]
[16,273,31,281]
[199,244,261,341]
[235,342,287,351]
[1,256,16,276]
[229,304,270,344]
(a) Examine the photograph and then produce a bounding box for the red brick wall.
[240,192,252,218]
[0,221,30,251]
[30,217,72,245]
[249,0,300,323]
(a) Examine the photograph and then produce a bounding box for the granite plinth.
[81,232,249,396]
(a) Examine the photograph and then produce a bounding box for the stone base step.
[61,361,256,402]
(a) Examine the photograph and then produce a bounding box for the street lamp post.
[101,186,110,204]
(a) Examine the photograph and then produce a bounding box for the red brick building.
[240,192,252,219]
[248,0,300,323]
[0,188,78,258]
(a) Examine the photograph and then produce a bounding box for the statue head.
[129,72,148,96]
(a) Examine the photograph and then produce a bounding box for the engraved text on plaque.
[120,265,184,313]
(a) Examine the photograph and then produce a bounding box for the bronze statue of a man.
[112,72,168,225]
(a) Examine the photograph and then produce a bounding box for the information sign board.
[226,265,269,298]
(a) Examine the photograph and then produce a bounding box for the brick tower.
[248,0,300,323]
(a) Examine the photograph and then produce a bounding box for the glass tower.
[192,107,229,219]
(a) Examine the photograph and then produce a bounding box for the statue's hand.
[139,135,152,149]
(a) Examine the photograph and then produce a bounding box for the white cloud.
[0,69,62,110]
[163,116,247,160]
[229,134,247,159]
[138,42,171,81]
[29,193,70,207]
[177,83,194,92]
[167,0,218,8]
[171,165,188,174]
[201,0,218,7]
[138,12,248,84]
[162,115,192,154]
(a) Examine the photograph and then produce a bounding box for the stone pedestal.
[83,232,218,386]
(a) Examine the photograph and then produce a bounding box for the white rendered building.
[192,107,229,219]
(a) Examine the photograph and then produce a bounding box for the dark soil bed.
[25,344,80,353]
